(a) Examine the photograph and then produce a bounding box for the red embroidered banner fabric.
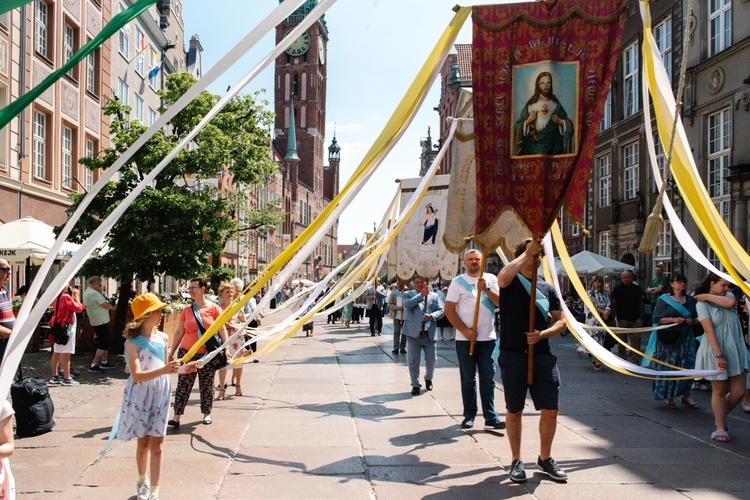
[472,0,626,244]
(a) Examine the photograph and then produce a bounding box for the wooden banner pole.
[469,251,486,356]
[526,254,539,386]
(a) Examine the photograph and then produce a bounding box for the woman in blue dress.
[694,273,750,442]
[649,274,699,409]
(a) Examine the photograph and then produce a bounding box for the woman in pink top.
[167,277,227,427]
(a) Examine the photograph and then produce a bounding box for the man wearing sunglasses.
[0,259,14,363]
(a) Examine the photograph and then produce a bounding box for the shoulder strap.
[191,303,206,334]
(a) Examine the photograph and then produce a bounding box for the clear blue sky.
[183,0,513,245]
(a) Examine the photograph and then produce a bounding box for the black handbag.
[657,328,681,345]
[192,304,227,370]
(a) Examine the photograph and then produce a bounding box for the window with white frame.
[148,107,157,126]
[0,12,9,31]
[708,0,731,57]
[33,110,47,180]
[148,48,159,89]
[707,108,731,225]
[35,0,49,59]
[133,94,143,123]
[118,8,129,58]
[654,17,672,83]
[63,23,76,78]
[598,154,612,208]
[86,48,99,95]
[599,231,610,258]
[623,142,639,200]
[62,126,73,189]
[707,248,725,271]
[623,41,639,118]
[0,85,6,168]
[651,133,667,194]
[656,220,671,261]
[118,78,129,119]
[84,138,95,189]
[134,26,145,75]
[600,89,612,131]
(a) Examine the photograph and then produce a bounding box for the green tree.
[59,73,279,351]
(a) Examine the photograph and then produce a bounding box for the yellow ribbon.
[181,6,472,363]
[640,0,750,296]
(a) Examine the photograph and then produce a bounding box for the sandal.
[216,389,225,401]
[235,385,242,397]
[711,429,730,442]
[591,361,604,371]
[665,400,676,409]
[681,397,699,409]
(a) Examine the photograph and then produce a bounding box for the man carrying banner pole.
[444,249,503,430]
[497,238,567,483]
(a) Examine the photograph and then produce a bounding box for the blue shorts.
[498,350,560,413]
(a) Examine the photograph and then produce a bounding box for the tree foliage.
[58,73,279,347]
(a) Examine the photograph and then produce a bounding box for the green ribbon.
[0,0,32,16]
[0,0,157,130]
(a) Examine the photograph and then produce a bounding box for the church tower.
[274,1,338,278]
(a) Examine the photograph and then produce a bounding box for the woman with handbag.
[168,277,228,427]
[49,283,85,386]
[647,274,699,409]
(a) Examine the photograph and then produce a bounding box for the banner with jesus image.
[471,0,626,243]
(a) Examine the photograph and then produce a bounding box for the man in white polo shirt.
[444,249,504,430]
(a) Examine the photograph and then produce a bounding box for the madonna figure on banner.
[421,204,439,246]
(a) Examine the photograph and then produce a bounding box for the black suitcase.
[11,368,55,437]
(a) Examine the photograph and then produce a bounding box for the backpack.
[11,370,55,437]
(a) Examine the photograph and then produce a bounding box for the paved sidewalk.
[11,315,750,499]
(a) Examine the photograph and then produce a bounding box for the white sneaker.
[137,479,149,500]
[742,403,750,414]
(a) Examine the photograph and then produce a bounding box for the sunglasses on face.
[0,267,10,273]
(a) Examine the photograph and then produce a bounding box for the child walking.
[117,293,196,500]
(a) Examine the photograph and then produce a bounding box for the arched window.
[301,73,307,100]
[300,106,306,128]
[291,73,299,98]
[284,73,290,101]
[284,106,289,129]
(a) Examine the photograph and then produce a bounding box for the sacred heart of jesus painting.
[511,61,579,159]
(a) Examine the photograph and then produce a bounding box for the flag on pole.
[471,0,626,242]
[147,61,161,79]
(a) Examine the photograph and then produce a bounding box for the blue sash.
[517,274,550,318]
[123,333,166,367]
[101,332,166,455]
[454,275,495,314]
[658,295,691,319]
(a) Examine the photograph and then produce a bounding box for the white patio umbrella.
[0,217,79,264]
[568,251,634,277]
[291,278,315,287]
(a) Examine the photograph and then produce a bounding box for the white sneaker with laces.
[136,479,149,500]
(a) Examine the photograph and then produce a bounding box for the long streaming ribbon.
[0,0,32,16]
[0,0,315,400]
[231,118,462,362]
[639,4,749,289]
[550,223,720,379]
[640,0,750,294]
[0,0,158,129]
[181,7,472,363]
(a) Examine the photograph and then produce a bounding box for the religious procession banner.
[389,175,459,282]
[443,91,531,255]
[471,0,626,243]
